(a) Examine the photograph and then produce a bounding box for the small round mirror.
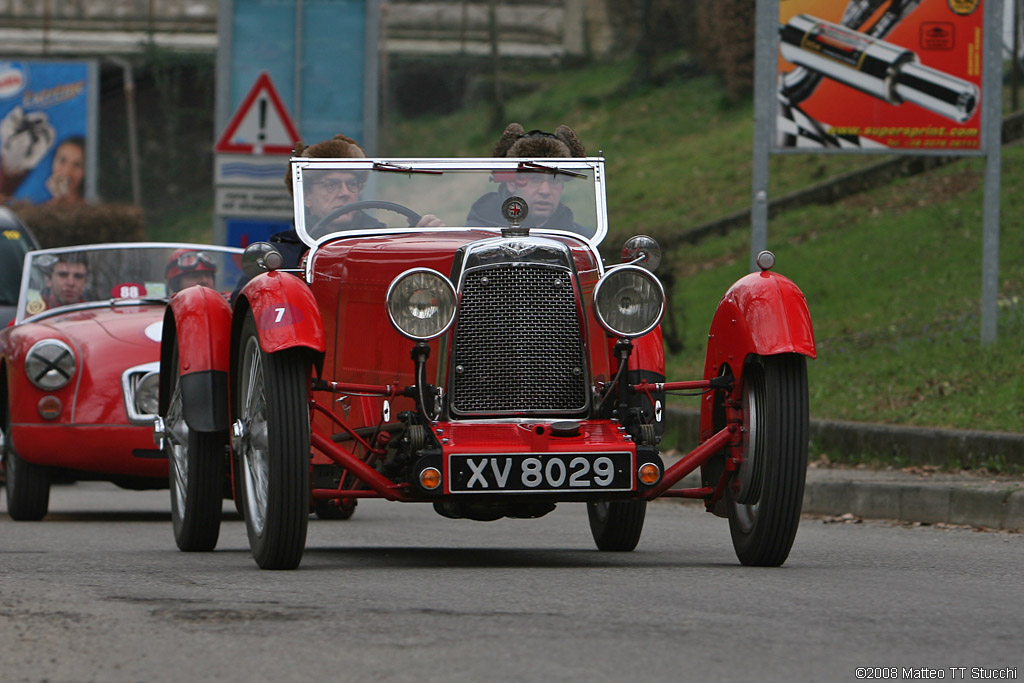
[621,235,661,272]
[241,242,284,278]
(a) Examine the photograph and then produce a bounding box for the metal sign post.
[214,0,380,247]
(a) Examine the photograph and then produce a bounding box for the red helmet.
[165,249,217,289]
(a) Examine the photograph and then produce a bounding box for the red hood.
[309,229,602,284]
[34,303,165,349]
[2,303,165,426]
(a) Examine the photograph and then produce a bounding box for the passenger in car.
[166,249,218,294]
[465,123,588,233]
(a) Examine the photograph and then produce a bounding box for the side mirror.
[621,235,661,272]
[241,242,284,278]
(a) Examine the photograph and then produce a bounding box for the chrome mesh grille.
[451,264,588,414]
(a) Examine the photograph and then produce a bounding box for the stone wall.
[0,0,615,60]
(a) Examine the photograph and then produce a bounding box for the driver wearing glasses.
[232,134,442,302]
[302,140,443,236]
[305,170,380,232]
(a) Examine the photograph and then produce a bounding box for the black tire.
[727,353,808,567]
[587,500,647,551]
[3,399,50,521]
[234,311,310,570]
[165,338,226,552]
[314,498,357,520]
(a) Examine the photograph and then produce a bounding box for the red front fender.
[166,285,233,375]
[700,270,815,437]
[160,286,234,432]
[235,271,326,355]
[704,270,816,376]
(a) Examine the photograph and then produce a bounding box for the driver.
[40,253,88,308]
[305,168,380,233]
[166,249,217,294]
[466,123,587,233]
[232,134,441,302]
[300,135,443,237]
[273,134,441,268]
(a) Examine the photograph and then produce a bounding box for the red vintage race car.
[0,243,243,520]
[159,157,815,570]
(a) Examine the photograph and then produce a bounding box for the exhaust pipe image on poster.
[779,14,979,123]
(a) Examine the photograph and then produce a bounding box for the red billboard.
[776,0,984,151]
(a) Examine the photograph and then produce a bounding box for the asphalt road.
[2,483,1022,683]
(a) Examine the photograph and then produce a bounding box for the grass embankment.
[151,57,1022,435]
[387,58,1023,435]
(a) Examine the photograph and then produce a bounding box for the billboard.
[776,0,984,151]
[0,61,96,204]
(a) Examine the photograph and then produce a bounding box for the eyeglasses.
[176,251,216,271]
[514,173,568,189]
[313,177,364,194]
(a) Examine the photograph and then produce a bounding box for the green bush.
[10,202,144,248]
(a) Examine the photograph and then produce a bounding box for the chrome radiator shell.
[447,238,590,416]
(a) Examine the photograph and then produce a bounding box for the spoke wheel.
[166,338,226,552]
[587,500,647,551]
[235,311,310,570]
[3,398,50,521]
[727,354,808,567]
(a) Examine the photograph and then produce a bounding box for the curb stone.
[665,407,1024,470]
[663,467,1024,532]
[663,408,1024,531]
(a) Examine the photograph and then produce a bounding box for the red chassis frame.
[303,377,738,506]
[166,261,815,516]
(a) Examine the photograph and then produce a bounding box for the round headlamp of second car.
[134,371,161,416]
[593,266,665,338]
[386,268,457,340]
[25,339,76,390]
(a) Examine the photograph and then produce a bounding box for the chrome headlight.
[134,371,160,416]
[593,266,665,338]
[386,268,457,341]
[122,362,160,423]
[25,339,76,390]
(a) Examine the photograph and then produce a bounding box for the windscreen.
[293,159,606,247]
[18,243,244,322]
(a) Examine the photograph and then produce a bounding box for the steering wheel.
[312,200,423,236]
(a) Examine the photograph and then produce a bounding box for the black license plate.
[448,452,633,493]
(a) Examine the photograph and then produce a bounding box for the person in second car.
[40,253,88,308]
[466,123,587,233]
[166,249,218,294]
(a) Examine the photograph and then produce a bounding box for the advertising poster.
[0,61,92,204]
[776,0,984,151]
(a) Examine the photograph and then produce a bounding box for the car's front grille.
[450,264,588,414]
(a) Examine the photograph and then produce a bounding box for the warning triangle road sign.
[215,72,300,155]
